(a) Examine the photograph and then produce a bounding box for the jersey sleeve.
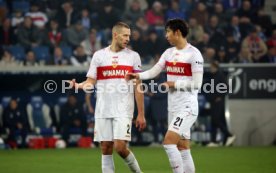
[191,49,204,73]
[133,52,142,73]
[86,52,99,79]
[156,49,168,70]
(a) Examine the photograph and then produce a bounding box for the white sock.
[180,149,195,173]
[102,155,115,173]
[124,151,142,173]
[163,144,184,173]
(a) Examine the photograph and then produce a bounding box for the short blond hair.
[112,22,130,33]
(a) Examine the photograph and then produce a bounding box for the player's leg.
[163,112,184,173]
[94,118,115,173]
[113,117,142,173]
[176,113,198,173]
[178,139,195,173]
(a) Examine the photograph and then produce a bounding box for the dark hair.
[165,18,189,37]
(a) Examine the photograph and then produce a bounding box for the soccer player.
[126,19,204,173]
[68,22,146,173]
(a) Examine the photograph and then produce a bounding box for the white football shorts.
[168,111,198,139]
[94,117,133,142]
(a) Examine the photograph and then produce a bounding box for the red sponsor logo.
[97,65,133,80]
[166,61,192,76]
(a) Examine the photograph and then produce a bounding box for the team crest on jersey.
[112,56,118,68]
[173,59,177,65]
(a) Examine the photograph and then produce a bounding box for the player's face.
[165,28,177,46]
[115,28,130,49]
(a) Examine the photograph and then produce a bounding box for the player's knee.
[163,131,180,145]
[177,140,190,150]
[114,144,125,154]
[101,142,113,155]
[114,143,128,156]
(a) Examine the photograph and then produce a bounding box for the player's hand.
[160,81,175,89]
[135,114,146,132]
[66,79,77,88]
[125,73,139,81]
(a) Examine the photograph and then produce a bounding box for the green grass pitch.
[0,147,276,173]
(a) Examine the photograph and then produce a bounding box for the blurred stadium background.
[0,0,276,172]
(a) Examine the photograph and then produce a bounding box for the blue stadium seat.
[32,46,50,62]
[27,96,54,135]
[1,97,11,108]
[12,1,30,13]
[60,46,73,59]
[8,46,25,61]
[54,97,68,125]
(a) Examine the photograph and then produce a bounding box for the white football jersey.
[157,44,204,115]
[86,46,142,118]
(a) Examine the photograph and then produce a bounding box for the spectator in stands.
[129,28,145,59]
[17,16,43,49]
[165,0,187,21]
[255,8,273,37]
[0,50,18,66]
[56,1,79,28]
[191,2,209,27]
[236,0,255,23]
[3,98,29,148]
[179,0,196,18]
[221,0,241,10]
[70,45,90,66]
[203,47,216,63]
[0,18,16,46]
[263,45,276,63]
[239,16,254,40]
[98,2,121,30]
[145,1,165,27]
[205,15,226,49]
[234,46,253,63]
[255,25,267,41]
[263,30,276,63]
[125,0,148,11]
[81,28,102,56]
[226,15,242,43]
[65,20,89,49]
[135,16,150,35]
[225,32,240,62]
[11,10,24,28]
[242,27,267,62]
[123,0,144,26]
[80,8,92,30]
[49,47,69,66]
[212,3,228,28]
[215,46,229,63]
[60,94,87,143]
[197,33,212,53]
[187,17,204,46]
[24,50,39,66]
[47,19,62,49]
[26,2,48,28]
[207,61,235,147]
[266,29,276,49]
[145,29,166,62]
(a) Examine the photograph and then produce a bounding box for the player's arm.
[134,79,146,131]
[161,72,203,91]
[67,77,96,90]
[125,63,163,81]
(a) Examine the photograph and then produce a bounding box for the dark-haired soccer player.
[69,22,146,173]
[126,19,204,173]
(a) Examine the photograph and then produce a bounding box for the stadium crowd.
[0,0,275,66]
[0,0,275,149]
